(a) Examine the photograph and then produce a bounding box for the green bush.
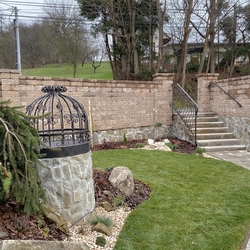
[0,100,45,214]
[123,133,128,145]
[96,236,106,247]
[186,61,199,72]
[89,215,113,228]
[154,122,163,127]
[138,67,155,81]
[112,194,126,207]
[166,143,179,151]
[135,142,146,148]
[196,147,206,155]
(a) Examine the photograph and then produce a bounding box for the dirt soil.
[0,137,196,241]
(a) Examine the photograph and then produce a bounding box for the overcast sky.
[0,0,249,25]
[0,0,78,23]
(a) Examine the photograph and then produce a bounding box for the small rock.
[164,139,170,144]
[103,190,111,195]
[41,204,70,235]
[0,231,8,239]
[91,222,111,236]
[99,202,115,212]
[147,139,154,145]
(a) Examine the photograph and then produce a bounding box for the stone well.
[26,86,95,225]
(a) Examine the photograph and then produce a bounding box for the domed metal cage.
[26,86,90,158]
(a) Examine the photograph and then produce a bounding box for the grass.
[92,149,250,250]
[22,62,113,80]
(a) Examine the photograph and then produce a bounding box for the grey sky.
[0,0,78,23]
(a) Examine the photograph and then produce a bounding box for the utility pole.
[13,6,21,72]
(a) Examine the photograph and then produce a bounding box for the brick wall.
[0,69,174,132]
[197,74,250,118]
[197,74,250,149]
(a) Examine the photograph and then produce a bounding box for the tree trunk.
[209,0,216,73]
[148,1,153,72]
[156,0,167,73]
[176,0,194,88]
[131,1,139,77]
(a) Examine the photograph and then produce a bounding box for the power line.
[0,0,79,7]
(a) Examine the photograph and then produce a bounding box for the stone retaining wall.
[92,125,172,144]
[171,115,195,144]
[39,152,95,225]
[219,116,250,151]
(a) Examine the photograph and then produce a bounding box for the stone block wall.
[0,70,174,143]
[219,116,250,151]
[197,74,250,118]
[197,73,219,112]
[93,125,171,145]
[197,74,250,149]
[39,152,95,225]
[209,75,250,118]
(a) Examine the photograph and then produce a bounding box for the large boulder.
[108,166,134,196]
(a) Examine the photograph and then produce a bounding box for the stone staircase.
[194,112,246,152]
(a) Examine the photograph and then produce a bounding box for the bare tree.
[191,0,235,74]
[43,0,91,77]
[171,0,198,87]
[156,0,167,73]
[19,23,50,68]
[0,15,15,68]
[92,55,103,74]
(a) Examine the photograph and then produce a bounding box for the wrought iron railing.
[209,83,242,108]
[172,83,198,146]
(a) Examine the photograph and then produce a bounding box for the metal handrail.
[172,83,198,147]
[209,83,242,108]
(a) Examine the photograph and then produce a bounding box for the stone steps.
[194,112,246,152]
[198,138,242,147]
[195,127,229,134]
[199,145,246,152]
[195,121,225,128]
[196,133,234,140]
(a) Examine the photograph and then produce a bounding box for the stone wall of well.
[39,152,95,225]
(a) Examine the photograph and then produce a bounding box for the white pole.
[13,7,21,73]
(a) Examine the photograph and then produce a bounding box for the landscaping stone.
[41,204,70,235]
[91,222,111,236]
[0,232,8,240]
[93,125,171,145]
[108,166,134,196]
[0,240,89,250]
[143,140,172,151]
[99,201,116,211]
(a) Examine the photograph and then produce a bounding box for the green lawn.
[22,62,113,80]
[92,149,250,250]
